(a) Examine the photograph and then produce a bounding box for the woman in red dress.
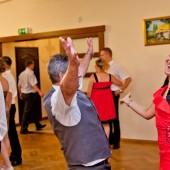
[87,59,122,138]
[120,54,170,170]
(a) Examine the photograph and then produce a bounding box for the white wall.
[1,0,170,141]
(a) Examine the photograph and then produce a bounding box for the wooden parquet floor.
[0,120,159,170]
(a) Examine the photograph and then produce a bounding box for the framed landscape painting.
[143,16,170,46]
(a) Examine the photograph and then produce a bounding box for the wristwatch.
[119,89,123,93]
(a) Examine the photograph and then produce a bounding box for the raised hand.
[86,38,93,58]
[59,37,80,66]
[120,93,131,105]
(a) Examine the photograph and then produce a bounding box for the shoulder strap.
[94,73,98,82]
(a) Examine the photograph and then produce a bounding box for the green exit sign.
[18,28,32,35]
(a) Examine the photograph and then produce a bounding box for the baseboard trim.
[121,138,157,144]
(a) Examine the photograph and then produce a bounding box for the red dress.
[90,73,116,122]
[153,85,170,170]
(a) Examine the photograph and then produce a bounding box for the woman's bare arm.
[120,93,155,119]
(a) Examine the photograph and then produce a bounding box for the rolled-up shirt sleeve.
[51,86,81,127]
[29,73,38,86]
[78,76,83,90]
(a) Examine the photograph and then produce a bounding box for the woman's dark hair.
[161,76,169,88]
[2,56,12,66]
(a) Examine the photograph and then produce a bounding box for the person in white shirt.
[18,58,45,134]
[0,58,13,170]
[0,82,7,147]
[0,82,9,169]
[100,47,132,149]
[2,56,22,166]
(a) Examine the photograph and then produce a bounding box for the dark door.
[15,47,42,124]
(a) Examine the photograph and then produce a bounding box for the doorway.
[15,47,42,124]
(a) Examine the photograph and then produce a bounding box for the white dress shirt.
[51,77,83,126]
[107,60,130,91]
[51,85,81,127]
[0,82,7,141]
[18,68,37,93]
[3,70,17,104]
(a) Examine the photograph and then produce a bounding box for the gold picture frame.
[143,16,170,46]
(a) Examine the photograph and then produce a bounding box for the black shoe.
[11,159,22,166]
[9,154,14,161]
[36,124,46,131]
[113,144,120,149]
[20,129,33,134]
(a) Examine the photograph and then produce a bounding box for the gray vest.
[43,88,111,165]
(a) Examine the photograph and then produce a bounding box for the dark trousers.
[109,92,120,146]
[21,93,40,132]
[8,104,22,160]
